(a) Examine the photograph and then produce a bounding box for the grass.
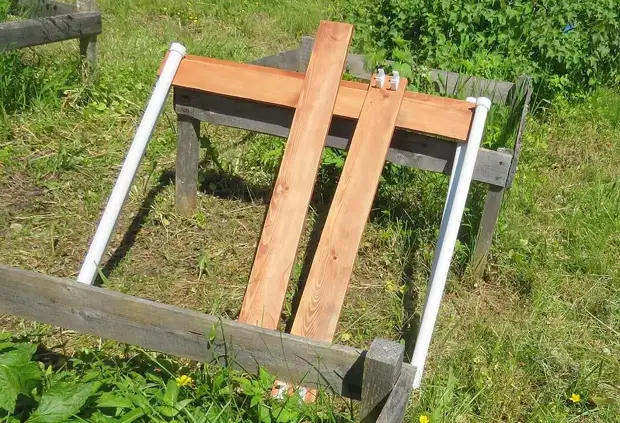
[1,0,619,421]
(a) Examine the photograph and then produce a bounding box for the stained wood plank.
[174,88,512,187]
[0,12,102,51]
[360,339,405,423]
[168,55,474,142]
[238,21,353,329]
[290,76,406,342]
[0,265,418,399]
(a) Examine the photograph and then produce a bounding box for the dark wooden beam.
[0,11,101,51]
[174,88,512,187]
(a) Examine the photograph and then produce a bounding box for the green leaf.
[27,381,96,423]
[0,366,20,412]
[97,392,134,409]
[258,404,271,423]
[118,408,145,423]
[163,378,179,406]
[591,396,616,406]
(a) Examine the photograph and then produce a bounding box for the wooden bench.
[0,0,100,66]
[174,36,532,276]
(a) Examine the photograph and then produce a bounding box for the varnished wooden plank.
[168,56,474,142]
[0,12,101,51]
[238,21,353,329]
[360,339,405,423]
[0,265,418,399]
[174,88,512,187]
[290,76,406,342]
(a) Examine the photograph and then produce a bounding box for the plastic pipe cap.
[465,97,477,104]
[169,42,187,56]
[476,97,492,111]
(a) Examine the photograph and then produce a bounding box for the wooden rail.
[0,11,101,51]
[169,55,475,142]
[0,265,414,416]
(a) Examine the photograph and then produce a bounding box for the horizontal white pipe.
[411,97,491,388]
[77,42,187,285]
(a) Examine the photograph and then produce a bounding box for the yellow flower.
[176,375,193,387]
[419,415,430,423]
[569,393,581,403]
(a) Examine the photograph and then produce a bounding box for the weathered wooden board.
[174,88,512,187]
[0,265,422,399]
[291,77,406,342]
[168,55,474,142]
[0,12,102,51]
[175,114,201,216]
[238,21,353,330]
[266,36,515,105]
[12,0,75,18]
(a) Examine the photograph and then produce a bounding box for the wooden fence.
[0,0,101,65]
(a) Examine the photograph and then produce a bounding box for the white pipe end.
[476,97,492,111]
[169,42,187,57]
[465,96,477,104]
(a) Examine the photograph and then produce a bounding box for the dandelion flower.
[569,393,581,403]
[176,374,193,387]
[419,415,430,423]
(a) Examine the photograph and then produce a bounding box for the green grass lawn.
[1,0,619,421]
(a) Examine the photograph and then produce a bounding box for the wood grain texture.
[174,88,512,187]
[77,0,98,66]
[0,11,101,51]
[168,55,474,142]
[375,365,415,423]
[238,21,353,329]
[360,339,405,423]
[290,77,406,342]
[175,114,201,216]
[0,265,411,399]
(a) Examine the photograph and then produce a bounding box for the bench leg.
[471,184,505,277]
[79,36,97,68]
[176,114,201,216]
[77,0,97,68]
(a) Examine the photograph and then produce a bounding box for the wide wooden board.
[238,21,353,329]
[290,76,406,342]
[168,56,473,141]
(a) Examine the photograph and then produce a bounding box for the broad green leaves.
[27,381,96,423]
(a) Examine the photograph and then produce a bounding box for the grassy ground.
[1,0,619,421]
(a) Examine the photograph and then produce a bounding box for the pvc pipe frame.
[411,97,492,388]
[77,43,187,285]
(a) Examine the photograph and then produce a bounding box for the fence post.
[77,0,97,68]
[360,338,405,423]
[175,112,201,216]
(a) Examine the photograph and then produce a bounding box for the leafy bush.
[0,332,349,422]
[345,0,620,98]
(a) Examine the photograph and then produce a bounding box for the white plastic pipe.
[77,42,187,285]
[411,97,491,388]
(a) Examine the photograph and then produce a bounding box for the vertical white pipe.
[411,97,491,388]
[77,43,187,285]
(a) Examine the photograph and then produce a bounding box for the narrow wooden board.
[290,76,407,342]
[167,55,473,141]
[238,21,353,329]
